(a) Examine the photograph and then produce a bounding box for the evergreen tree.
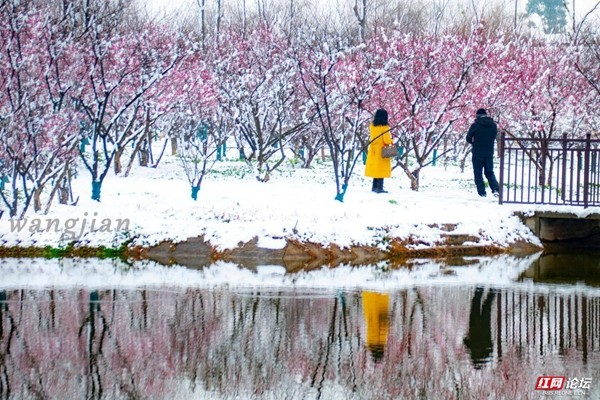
[527,0,568,33]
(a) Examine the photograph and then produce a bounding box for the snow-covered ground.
[4,150,594,253]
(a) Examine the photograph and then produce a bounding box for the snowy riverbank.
[0,154,555,259]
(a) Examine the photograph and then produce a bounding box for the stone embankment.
[134,223,542,270]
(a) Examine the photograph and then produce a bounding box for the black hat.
[476,108,487,115]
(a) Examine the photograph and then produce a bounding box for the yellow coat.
[364,124,393,178]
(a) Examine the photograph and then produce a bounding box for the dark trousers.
[472,155,499,196]
[372,178,384,192]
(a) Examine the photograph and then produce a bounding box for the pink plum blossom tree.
[494,38,590,186]
[213,28,310,182]
[72,19,184,201]
[0,1,80,218]
[295,31,381,201]
[367,26,493,191]
[166,48,225,200]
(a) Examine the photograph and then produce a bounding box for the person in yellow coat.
[365,109,393,193]
[362,290,390,363]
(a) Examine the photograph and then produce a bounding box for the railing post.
[561,133,567,204]
[584,134,591,208]
[541,138,547,204]
[499,132,505,204]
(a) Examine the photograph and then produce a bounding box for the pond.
[0,253,599,399]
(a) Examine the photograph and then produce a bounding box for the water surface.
[0,254,599,400]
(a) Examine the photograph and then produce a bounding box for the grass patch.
[0,239,133,260]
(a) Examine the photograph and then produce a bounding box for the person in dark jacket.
[466,108,499,197]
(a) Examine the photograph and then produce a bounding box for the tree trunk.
[538,168,546,187]
[400,163,420,191]
[171,136,178,155]
[7,181,18,218]
[353,0,367,42]
[152,138,170,168]
[44,161,72,214]
[139,148,149,167]
[92,181,102,201]
[409,175,419,191]
[114,147,124,175]
[33,187,42,212]
[216,0,222,45]
[58,182,69,205]
[303,147,316,169]
[191,185,200,200]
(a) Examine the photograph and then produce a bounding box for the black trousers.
[372,178,384,192]
[472,154,499,196]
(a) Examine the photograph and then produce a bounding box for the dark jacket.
[466,115,497,157]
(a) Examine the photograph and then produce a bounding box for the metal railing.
[499,133,600,208]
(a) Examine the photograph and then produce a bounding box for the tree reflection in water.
[0,285,598,399]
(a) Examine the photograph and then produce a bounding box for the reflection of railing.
[499,133,600,207]
[494,290,600,362]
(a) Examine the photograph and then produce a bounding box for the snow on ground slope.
[0,154,547,251]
